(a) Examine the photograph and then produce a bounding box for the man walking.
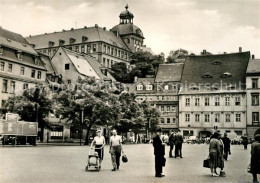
[241,134,248,150]
[109,129,123,171]
[222,133,231,160]
[153,127,166,178]
[174,130,183,158]
[168,131,175,158]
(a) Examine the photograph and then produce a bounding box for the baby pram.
[85,147,103,171]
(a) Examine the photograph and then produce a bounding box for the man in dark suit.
[174,130,183,158]
[168,131,175,158]
[222,133,231,160]
[153,127,166,178]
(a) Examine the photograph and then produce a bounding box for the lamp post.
[80,108,83,146]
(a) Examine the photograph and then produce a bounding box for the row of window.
[137,84,177,91]
[102,58,116,68]
[157,105,176,112]
[103,44,129,60]
[160,118,176,124]
[184,113,242,123]
[2,79,29,94]
[0,62,42,79]
[185,96,242,107]
[136,96,178,102]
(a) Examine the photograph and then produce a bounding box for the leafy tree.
[110,62,131,83]
[166,49,189,63]
[55,77,121,145]
[5,87,53,141]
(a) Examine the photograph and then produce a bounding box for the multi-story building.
[246,56,260,138]
[126,63,184,134]
[0,27,47,108]
[25,5,145,69]
[51,47,115,84]
[179,51,250,138]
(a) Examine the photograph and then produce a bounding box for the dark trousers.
[155,156,163,176]
[243,144,248,150]
[169,144,174,157]
[111,146,121,169]
[175,143,182,157]
[223,149,229,160]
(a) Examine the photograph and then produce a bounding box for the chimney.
[95,24,98,27]
[223,52,226,54]
[62,29,66,32]
[84,26,87,29]
[239,47,242,52]
[103,27,106,30]
[202,49,206,55]
[252,54,255,59]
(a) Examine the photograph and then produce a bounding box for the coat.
[174,133,183,145]
[168,134,175,145]
[153,135,165,157]
[251,142,260,174]
[222,137,231,152]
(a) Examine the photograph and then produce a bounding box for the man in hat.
[168,130,175,158]
[153,127,166,178]
[109,129,124,171]
[174,130,183,158]
[222,133,231,160]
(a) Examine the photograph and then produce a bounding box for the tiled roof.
[180,52,250,94]
[26,26,130,51]
[155,63,184,82]
[38,53,56,74]
[0,27,38,55]
[111,24,144,38]
[247,59,260,74]
[62,48,115,81]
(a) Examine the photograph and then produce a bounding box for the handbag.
[122,154,128,163]
[203,157,210,168]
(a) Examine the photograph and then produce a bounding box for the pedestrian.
[153,127,166,178]
[90,129,105,163]
[250,134,260,183]
[209,132,221,177]
[168,131,175,158]
[109,129,124,171]
[217,133,225,177]
[242,134,249,150]
[174,130,183,158]
[222,133,231,160]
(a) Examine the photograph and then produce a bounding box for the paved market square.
[0,143,257,183]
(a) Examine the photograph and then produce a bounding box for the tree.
[5,87,53,141]
[110,62,131,83]
[166,49,189,63]
[55,77,121,145]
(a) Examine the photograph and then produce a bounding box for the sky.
[0,0,260,57]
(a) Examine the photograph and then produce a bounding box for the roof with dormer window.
[180,52,250,94]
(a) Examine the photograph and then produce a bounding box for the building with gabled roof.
[179,50,250,138]
[0,27,47,109]
[246,56,260,138]
[51,47,115,84]
[25,5,146,70]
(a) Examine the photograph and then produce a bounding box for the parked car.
[186,136,198,144]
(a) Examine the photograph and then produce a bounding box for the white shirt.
[110,135,122,146]
[94,136,105,145]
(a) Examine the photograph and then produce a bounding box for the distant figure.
[222,133,231,160]
[250,134,260,183]
[168,131,175,158]
[109,129,124,171]
[209,132,221,177]
[153,127,166,178]
[242,134,249,150]
[174,130,183,158]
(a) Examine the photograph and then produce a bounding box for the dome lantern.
[119,4,134,24]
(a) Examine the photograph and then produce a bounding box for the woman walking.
[90,129,106,163]
[250,134,260,183]
[218,134,225,176]
[209,132,221,177]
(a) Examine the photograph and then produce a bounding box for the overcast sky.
[0,0,260,57]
